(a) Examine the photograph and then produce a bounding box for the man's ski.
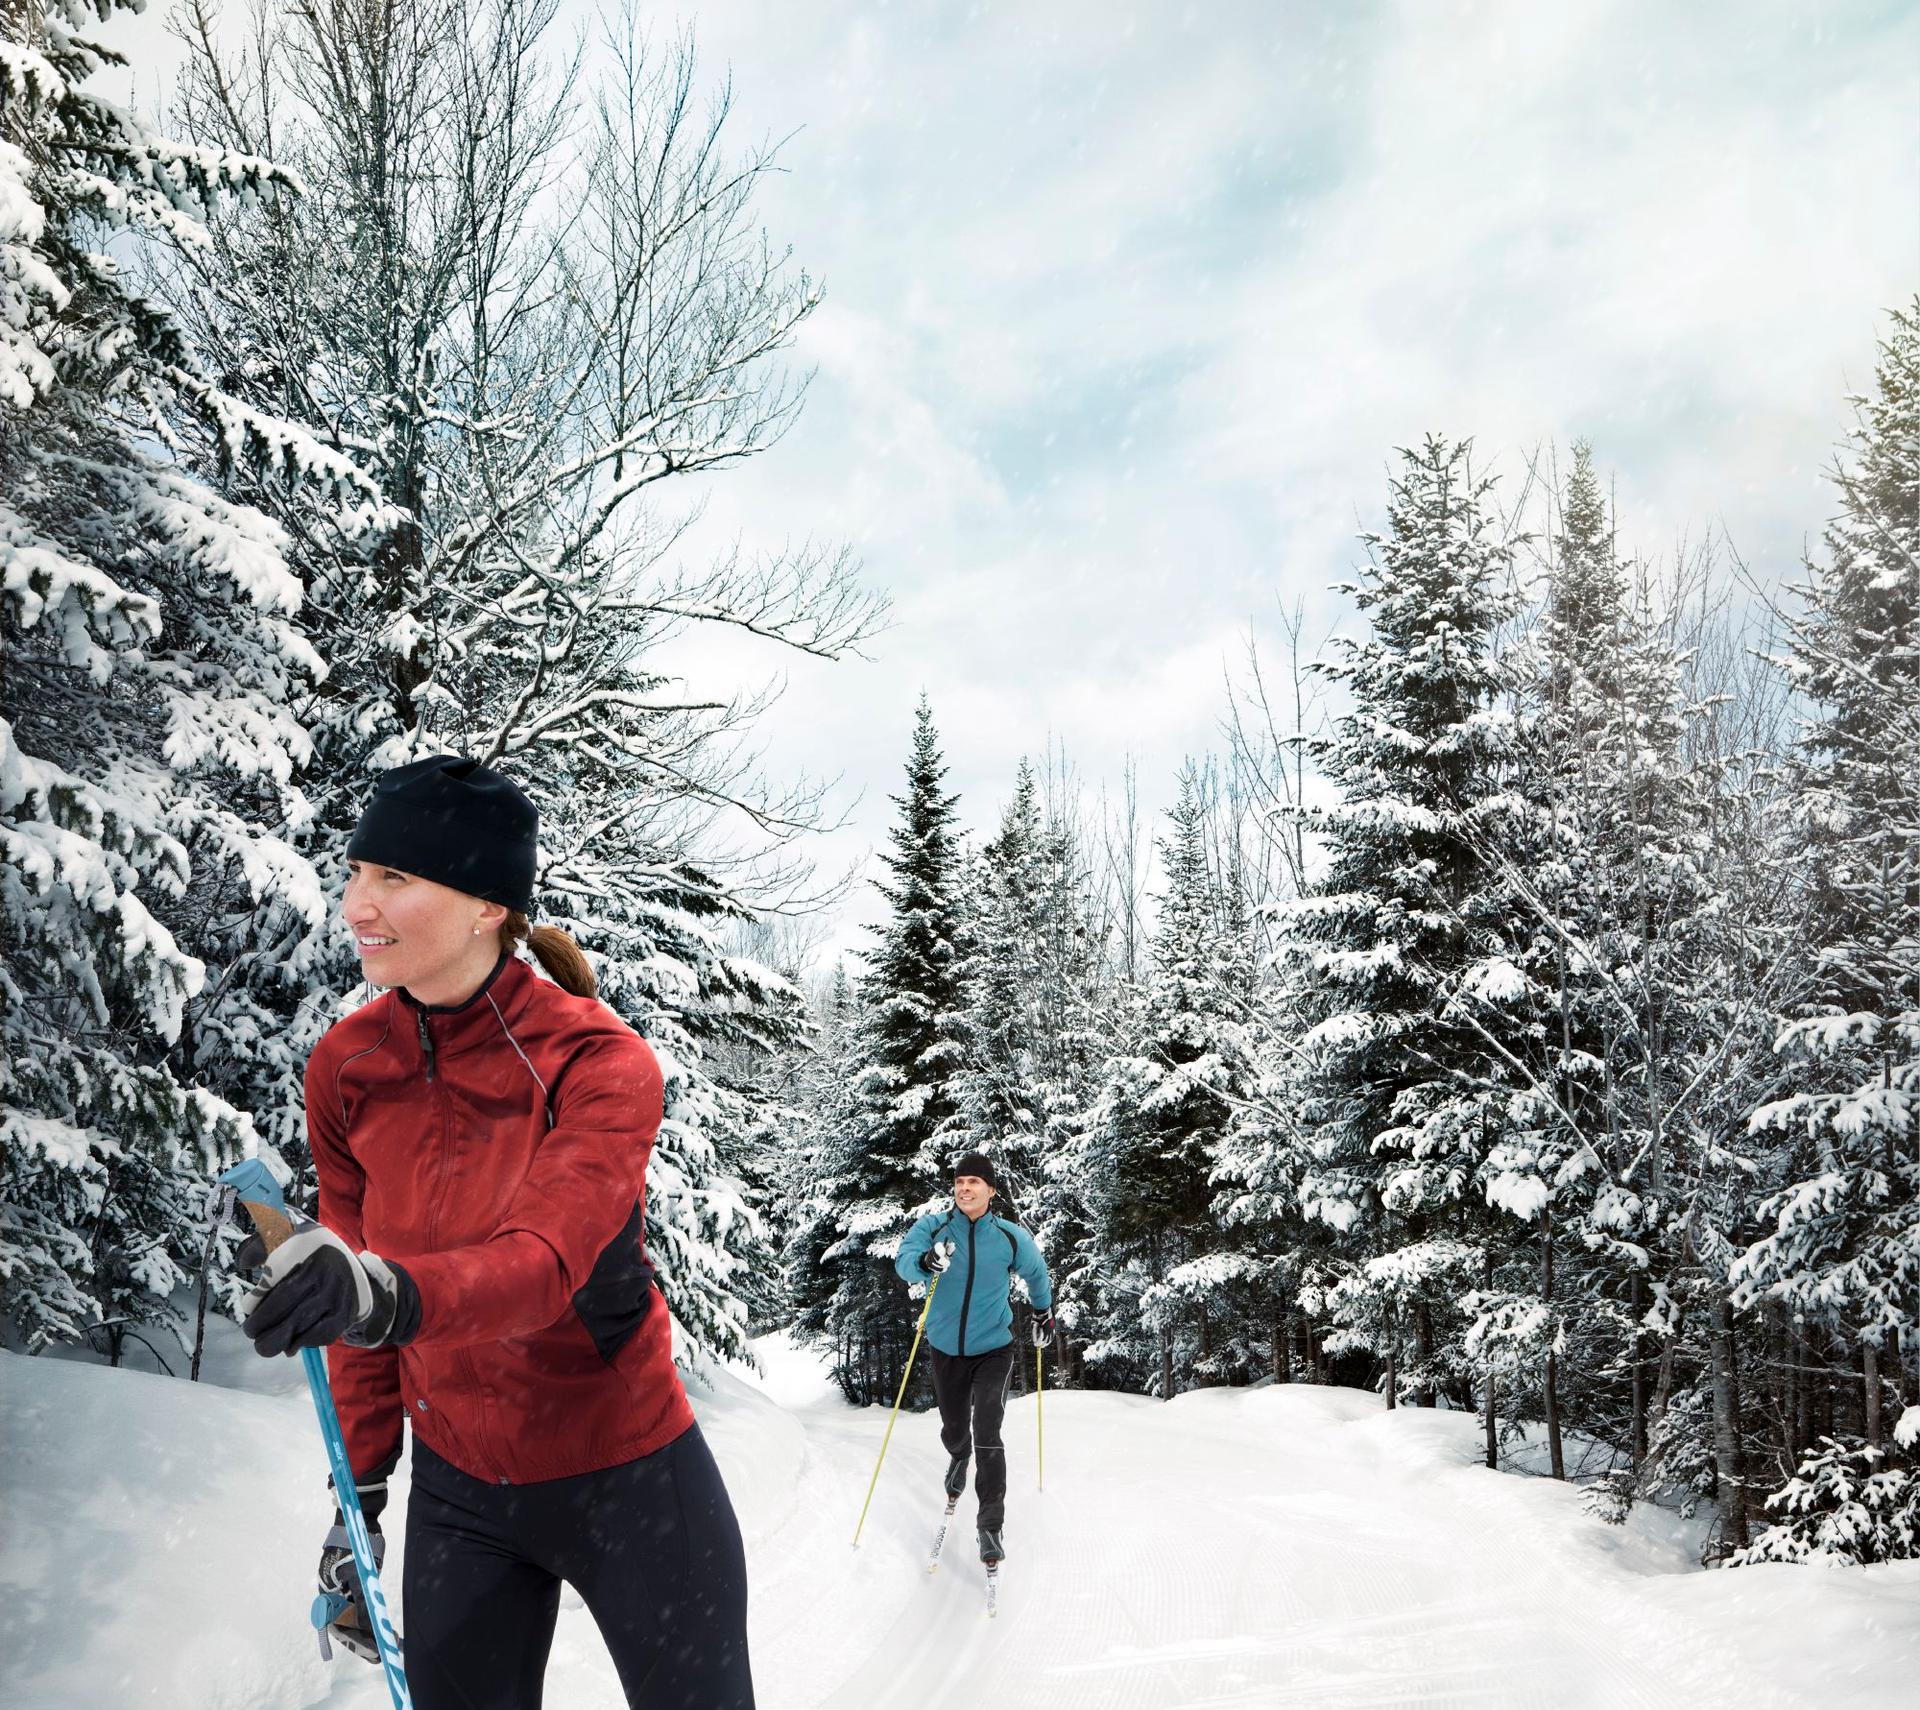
[985,1561,1000,1618]
[928,1495,959,1574]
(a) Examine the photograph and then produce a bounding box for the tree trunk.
[1793,1319,1814,1464]
[1629,1270,1648,1467]
[190,1211,224,1384]
[1273,1315,1289,1385]
[1541,1212,1564,1479]
[1161,1329,1175,1402]
[1384,1309,1398,1411]
[1823,1325,1839,1442]
[1484,1372,1498,1470]
[1707,1293,1750,1555]
[1864,1337,1885,1452]
[1415,1300,1436,1407]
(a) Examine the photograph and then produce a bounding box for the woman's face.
[344,860,505,998]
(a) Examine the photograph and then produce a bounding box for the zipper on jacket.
[957,1215,978,1356]
[415,1008,436,1080]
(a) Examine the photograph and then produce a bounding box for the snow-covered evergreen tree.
[794,699,967,1402]
[1275,436,1524,1409]
[1732,300,1920,1560]
[0,2,371,1355]
[949,760,1052,1201]
[166,0,880,1367]
[785,962,865,1355]
[1083,767,1252,1396]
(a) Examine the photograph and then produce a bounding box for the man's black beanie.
[951,1152,999,1191]
[345,754,538,912]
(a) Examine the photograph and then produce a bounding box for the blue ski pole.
[217,1160,413,1710]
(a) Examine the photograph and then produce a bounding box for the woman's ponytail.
[501,912,598,999]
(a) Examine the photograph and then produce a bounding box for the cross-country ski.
[928,1495,959,1574]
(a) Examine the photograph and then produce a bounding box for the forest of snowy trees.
[782,326,1920,1569]
[3,0,1915,1580]
[1,0,883,1374]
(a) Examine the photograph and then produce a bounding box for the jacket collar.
[397,952,536,1058]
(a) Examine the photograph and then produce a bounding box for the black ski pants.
[401,1423,753,1710]
[930,1342,1015,1530]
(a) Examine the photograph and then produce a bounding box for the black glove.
[1031,1310,1056,1347]
[236,1224,412,1356]
[918,1240,953,1276]
[316,1475,389,1665]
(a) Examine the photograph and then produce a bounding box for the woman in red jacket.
[239,754,753,1710]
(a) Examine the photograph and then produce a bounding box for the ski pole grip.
[216,1159,299,1254]
[235,1197,297,1254]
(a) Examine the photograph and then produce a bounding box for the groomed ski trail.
[8,1330,1920,1708]
[722,1341,1920,1710]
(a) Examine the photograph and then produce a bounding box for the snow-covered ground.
[5,1325,1918,1709]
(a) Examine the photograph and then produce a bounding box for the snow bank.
[5,1336,1919,1709]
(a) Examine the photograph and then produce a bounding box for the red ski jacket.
[309,952,693,1485]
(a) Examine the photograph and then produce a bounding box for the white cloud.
[113,0,1920,962]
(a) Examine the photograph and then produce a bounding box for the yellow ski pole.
[1036,1341,1045,1491]
[852,1270,940,1547]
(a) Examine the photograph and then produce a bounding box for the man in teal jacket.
[894,1152,1054,1566]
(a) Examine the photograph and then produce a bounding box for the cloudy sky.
[116,0,1919,963]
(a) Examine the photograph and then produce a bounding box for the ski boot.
[943,1452,969,1500]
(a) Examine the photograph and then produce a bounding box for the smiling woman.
[238,753,757,1709]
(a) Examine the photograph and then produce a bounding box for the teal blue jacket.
[895,1208,1052,1358]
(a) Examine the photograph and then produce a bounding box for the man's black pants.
[401,1422,753,1709]
[930,1342,1015,1530]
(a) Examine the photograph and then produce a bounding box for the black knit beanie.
[951,1152,999,1191]
[345,755,538,912]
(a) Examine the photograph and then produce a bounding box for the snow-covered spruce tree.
[1731,301,1920,1563]
[1159,835,1275,1388]
[1447,443,1698,1476]
[1210,605,1344,1386]
[1210,966,1330,1385]
[168,0,883,1367]
[786,962,864,1352]
[795,698,968,1404]
[1009,757,1113,1389]
[707,914,831,1337]
[0,3,372,1357]
[1084,767,1252,1398]
[949,760,1052,1204]
[1276,436,1524,1411]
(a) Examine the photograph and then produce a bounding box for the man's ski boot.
[944,1452,969,1499]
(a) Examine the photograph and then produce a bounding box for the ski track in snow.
[5,1329,1920,1708]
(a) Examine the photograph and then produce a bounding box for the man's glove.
[237,1223,410,1356]
[1031,1310,1056,1347]
[315,1476,389,1664]
[918,1239,954,1276]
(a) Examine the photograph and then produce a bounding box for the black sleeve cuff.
[385,1258,422,1347]
[330,1442,402,1528]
